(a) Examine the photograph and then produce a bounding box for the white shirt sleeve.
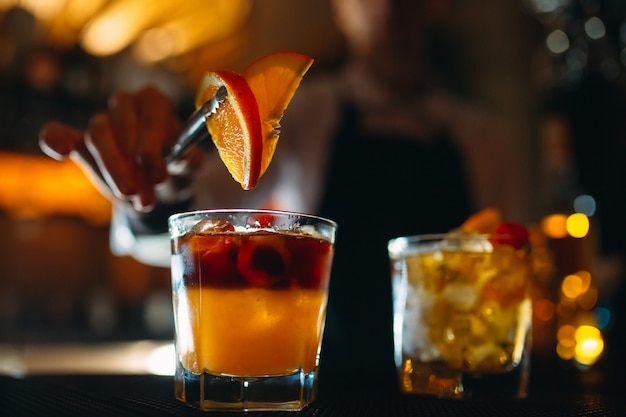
[109,201,172,268]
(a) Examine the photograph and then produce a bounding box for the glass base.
[398,357,529,400]
[175,367,318,411]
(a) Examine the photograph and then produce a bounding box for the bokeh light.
[541,213,568,238]
[584,17,606,40]
[1,0,252,62]
[573,194,596,216]
[573,325,604,366]
[561,274,584,299]
[561,270,592,299]
[556,324,576,360]
[566,213,589,238]
[594,307,612,330]
[0,152,111,222]
[546,29,569,54]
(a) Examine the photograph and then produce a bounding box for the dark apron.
[317,102,473,381]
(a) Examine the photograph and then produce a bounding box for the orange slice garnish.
[461,207,502,233]
[241,51,314,175]
[195,52,313,190]
[195,70,263,190]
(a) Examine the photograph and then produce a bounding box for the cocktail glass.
[388,232,532,399]
[168,209,336,411]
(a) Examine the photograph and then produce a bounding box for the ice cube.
[191,218,235,234]
[402,286,442,361]
[441,231,493,253]
[442,282,479,311]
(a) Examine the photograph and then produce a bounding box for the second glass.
[169,209,337,411]
[388,233,533,400]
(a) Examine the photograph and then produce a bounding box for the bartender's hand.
[39,86,203,212]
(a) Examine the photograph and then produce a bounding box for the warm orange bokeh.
[0,152,111,223]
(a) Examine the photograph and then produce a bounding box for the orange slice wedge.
[195,70,263,190]
[461,207,502,233]
[195,52,313,189]
[242,51,314,175]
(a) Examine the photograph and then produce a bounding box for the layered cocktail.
[169,209,336,411]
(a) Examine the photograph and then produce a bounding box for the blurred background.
[1,0,625,377]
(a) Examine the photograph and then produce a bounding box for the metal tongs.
[165,86,227,171]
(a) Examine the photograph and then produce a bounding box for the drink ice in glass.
[169,209,336,411]
[388,232,532,399]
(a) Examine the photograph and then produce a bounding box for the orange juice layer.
[174,287,327,376]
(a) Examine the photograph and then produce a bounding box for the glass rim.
[388,231,529,254]
[388,232,483,245]
[168,208,338,229]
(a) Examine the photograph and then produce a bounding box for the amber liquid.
[171,227,334,377]
[392,241,532,399]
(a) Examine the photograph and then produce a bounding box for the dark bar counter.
[1,361,624,417]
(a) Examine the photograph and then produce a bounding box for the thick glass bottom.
[174,366,318,411]
[398,355,530,400]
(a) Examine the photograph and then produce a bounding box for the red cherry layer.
[173,226,333,289]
